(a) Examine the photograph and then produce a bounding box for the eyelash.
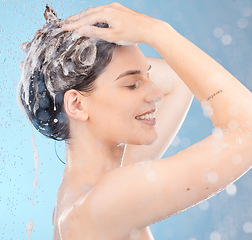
[127,84,138,90]
[126,80,140,90]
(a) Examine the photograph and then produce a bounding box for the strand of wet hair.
[54,140,66,164]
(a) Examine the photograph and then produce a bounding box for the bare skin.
[52,46,192,240]
[50,2,252,240]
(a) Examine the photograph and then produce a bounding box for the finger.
[62,18,88,31]
[67,12,84,22]
[78,26,113,42]
[78,26,117,42]
[63,11,109,31]
[67,5,105,22]
[21,41,29,51]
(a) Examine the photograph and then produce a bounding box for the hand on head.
[62,2,157,46]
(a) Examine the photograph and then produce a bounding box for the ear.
[64,90,89,121]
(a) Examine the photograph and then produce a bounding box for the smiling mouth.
[135,112,155,120]
[135,110,156,126]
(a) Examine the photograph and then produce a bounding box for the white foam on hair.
[17,5,99,121]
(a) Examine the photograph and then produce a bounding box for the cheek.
[88,94,127,127]
[89,88,140,132]
[104,90,138,118]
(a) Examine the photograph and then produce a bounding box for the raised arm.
[123,57,193,165]
[61,3,252,239]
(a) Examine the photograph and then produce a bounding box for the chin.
[130,134,158,146]
[118,128,158,145]
[143,137,158,146]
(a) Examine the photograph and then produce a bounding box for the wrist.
[145,18,174,50]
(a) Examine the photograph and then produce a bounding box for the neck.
[64,135,126,184]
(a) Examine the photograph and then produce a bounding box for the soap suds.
[16,5,99,127]
[26,220,34,240]
[31,128,39,205]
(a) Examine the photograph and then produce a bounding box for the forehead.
[100,45,149,79]
[113,45,146,65]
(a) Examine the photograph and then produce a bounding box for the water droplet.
[237,18,249,29]
[180,137,191,148]
[171,135,180,147]
[146,169,158,183]
[243,222,252,233]
[227,120,238,130]
[232,154,242,164]
[208,172,218,183]
[210,231,221,240]
[228,104,238,116]
[242,8,252,17]
[212,127,223,139]
[31,130,39,205]
[213,27,224,38]
[221,34,232,45]
[201,100,213,118]
[198,200,209,211]
[130,229,141,240]
[26,220,34,240]
[226,183,237,196]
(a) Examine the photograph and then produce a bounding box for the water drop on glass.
[221,34,232,45]
[226,183,237,196]
[198,200,209,211]
[243,222,252,233]
[210,231,221,240]
[237,18,249,29]
[213,27,224,38]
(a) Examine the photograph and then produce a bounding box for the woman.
[17,3,252,240]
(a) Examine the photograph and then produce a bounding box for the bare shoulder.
[59,129,252,239]
[53,168,154,240]
[52,180,94,240]
[59,159,173,239]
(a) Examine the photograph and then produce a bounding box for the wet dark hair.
[17,5,117,141]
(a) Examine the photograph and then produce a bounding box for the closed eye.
[126,79,140,90]
[127,84,138,90]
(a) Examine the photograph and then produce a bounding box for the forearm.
[149,20,252,130]
[63,3,252,130]
[145,57,179,96]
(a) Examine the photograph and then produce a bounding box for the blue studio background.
[1,0,252,239]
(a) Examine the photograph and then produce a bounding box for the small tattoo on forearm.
[207,90,223,101]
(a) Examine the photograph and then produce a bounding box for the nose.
[144,81,164,107]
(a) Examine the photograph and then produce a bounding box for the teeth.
[136,112,155,120]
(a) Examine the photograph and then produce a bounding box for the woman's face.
[86,45,164,146]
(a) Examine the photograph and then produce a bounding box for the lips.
[135,109,157,126]
[135,109,156,118]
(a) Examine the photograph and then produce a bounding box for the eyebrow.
[115,65,152,81]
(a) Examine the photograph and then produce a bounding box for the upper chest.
[53,177,155,240]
